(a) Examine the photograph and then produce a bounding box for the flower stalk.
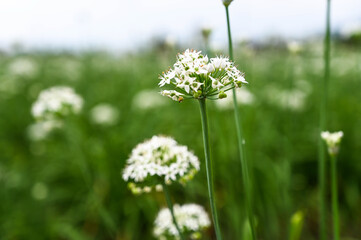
[158,48,247,240]
[330,154,340,240]
[199,98,223,240]
[319,0,332,239]
[162,182,185,240]
[224,4,256,240]
[321,131,343,240]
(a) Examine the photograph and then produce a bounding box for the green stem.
[66,119,92,188]
[198,98,222,240]
[162,182,185,240]
[319,1,331,239]
[225,5,257,240]
[330,155,340,240]
[225,6,233,60]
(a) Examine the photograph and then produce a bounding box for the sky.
[0,0,360,51]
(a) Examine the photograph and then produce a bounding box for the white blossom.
[132,89,168,110]
[154,204,211,240]
[27,120,63,141]
[287,41,303,54]
[122,136,200,194]
[321,131,344,156]
[160,90,185,102]
[8,57,38,77]
[159,49,247,101]
[90,103,119,126]
[165,35,177,48]
[31,86,83,120]
[265,86,308,111]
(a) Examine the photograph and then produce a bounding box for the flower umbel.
[27,120,63,141]
[321,131,344,156]
[90,103,119,126]
[122,136,200,194]
[159,49,247,101]
[154,203,211,240]
[31,86,83,121]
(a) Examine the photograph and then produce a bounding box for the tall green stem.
[198,98,222,240]
[162,182,185,240]
[330,155,340,240]
[225,6,233,61]
[225,5,256,240]
[319,1,331,239]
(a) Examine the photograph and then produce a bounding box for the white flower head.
[160,90,185,102]
[90,103,119,126]
[265,87,308,112]
[31,86,83,121]
[132,89,168,110]
[154,203,211,240]
[321,131,344,156]
[158,49,247,102]
[122,136,200,194]
[27,120,63,141]
[287,41,303,54]
[8,57,38,77]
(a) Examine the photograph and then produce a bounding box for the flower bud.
[218,91,227,99]
[207,63,215,73]
[222,0,233,7]
[193,90,202,98]
[191,232,202,239]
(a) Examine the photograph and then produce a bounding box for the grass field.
[0,40,360,239]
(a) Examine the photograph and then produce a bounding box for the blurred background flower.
[90,103,119,126]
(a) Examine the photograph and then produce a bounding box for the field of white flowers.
[0,1,361,239]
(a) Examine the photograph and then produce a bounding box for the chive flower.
[31,86,83,121]
[90,103,119,126]
[122,136,200,194]
[27,120,62,141]
[154,203,211,240]
[321,131,344,156]
[159,49,247,102]
[133,89,168,110]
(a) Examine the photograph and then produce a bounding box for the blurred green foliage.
[0,41,360,240]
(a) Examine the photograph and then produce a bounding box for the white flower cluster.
[154,204,211,240]
[27,120,62,141]
[321,131,344,156]
[287,41,303,54]
[31,86,83,120]
[8,57,38,77]
[264,83,310,112]
[90,103,119,126]
[122,136,200,194]
[159,49,247,102]
[133,89,168,110]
